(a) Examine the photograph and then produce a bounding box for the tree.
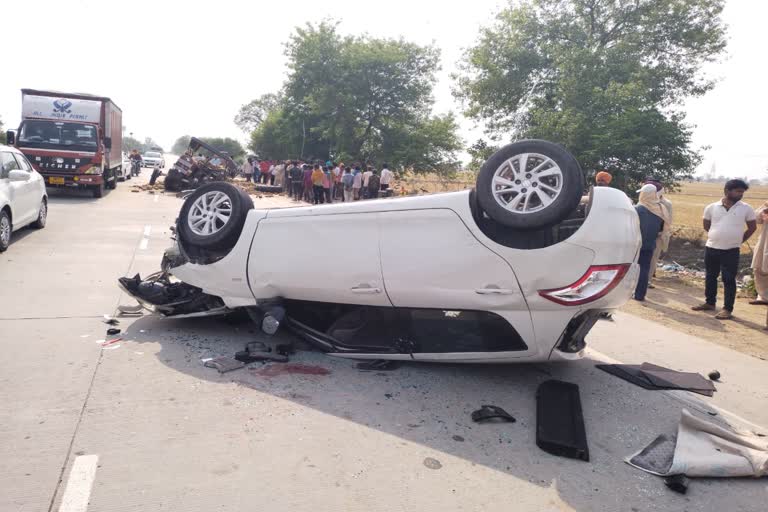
[123,136,143,153]
[198,137,245,159]
[466,139,499,171]
[0,116,5,145]
[455,0,727,191]
[234,94,283,133]
[241,21,462,172]
[171,135,191,155]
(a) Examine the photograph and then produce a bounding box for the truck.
[7,89,123,198]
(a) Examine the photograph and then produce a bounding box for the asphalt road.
[1,169,766,512]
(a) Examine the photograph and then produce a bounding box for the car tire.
[164,168,182,192]
[254,184,283,193]
[475,140,584,230]
[0,210,11,252]
[178,182,254,250]
[92,182,104,198]
[31,198,47,229]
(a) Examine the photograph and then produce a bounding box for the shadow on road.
[111,312,765,511]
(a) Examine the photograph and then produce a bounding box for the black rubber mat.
[536,380,589,462]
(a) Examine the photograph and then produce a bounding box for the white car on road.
[0,144,48,252]
[120,140,641,363]
[142,151,164,169]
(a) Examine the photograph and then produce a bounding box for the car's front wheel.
[475,140,584,230]
[178,182,254,251]
[0,210,11,252]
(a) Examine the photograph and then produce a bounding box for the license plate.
[49,177,65,185]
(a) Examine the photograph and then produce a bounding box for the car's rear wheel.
[475,140,584,230]
[178,182,254,251]
[32,198,47,229]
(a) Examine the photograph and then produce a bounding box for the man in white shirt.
[361,166,374,199]
[692,179,757,319]
[380,164,393,191]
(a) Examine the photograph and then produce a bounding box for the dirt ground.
[621,272,768,361]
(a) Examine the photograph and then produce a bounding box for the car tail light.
[538,264,630,306]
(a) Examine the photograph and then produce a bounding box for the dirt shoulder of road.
[621,273,768,360]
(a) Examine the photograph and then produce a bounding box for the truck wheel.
[178,182,254,251]
[475,139,584,230]
[106,170,117,190]
[92,182,104,198]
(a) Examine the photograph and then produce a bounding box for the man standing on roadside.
[692,179,757,320]
[341,167,354,202]
[352,164,363,200]
[361,166,374,199]
[595,171,612,187]
[380,163,393,192]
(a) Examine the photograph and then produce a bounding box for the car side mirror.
[9,170,30,182]
[104,137,112,149]
[6,131,15,145]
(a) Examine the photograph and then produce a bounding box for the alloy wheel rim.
[0,217,10,245]
[491,152,563,214]
[188,191,232,236]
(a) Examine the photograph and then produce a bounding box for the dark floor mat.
[536,380,589,462]
[595,364,715,397]
[640,366,716,394]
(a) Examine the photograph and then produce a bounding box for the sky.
[1,0,765,178]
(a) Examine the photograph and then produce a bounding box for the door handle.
[351,285,382,294]
[475,287,514,295]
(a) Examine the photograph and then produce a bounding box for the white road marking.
[138,225,151,250]
[58,454,98,512]
[586,347,767,432]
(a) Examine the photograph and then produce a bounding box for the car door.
[0,151,34,227]
[379,208,536,360]
[247,212,392,306]
[12,152,40,225]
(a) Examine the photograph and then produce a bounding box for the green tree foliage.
[244,21,462,172]
[171,135,191,155]
[466,139,499,171]
[455,0,727,191]
[123,136,143,153]
[198,137,245,159]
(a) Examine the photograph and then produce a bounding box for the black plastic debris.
[595,363,715,397]
[235,350,288,364]
[708,370,721,381]
[664,474,689,494]
[356,360,400,372]
[471,405,516,423]
[204,357,245,373]
[106,328,121,336]
[536,380,589,462]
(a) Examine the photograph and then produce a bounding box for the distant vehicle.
[7,89,123,198]
[0,144,48,252]
[142,151,164,169]
[163,137,238,192]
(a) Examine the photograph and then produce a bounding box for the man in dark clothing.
[634,184,667,301]
[291,163,305,202]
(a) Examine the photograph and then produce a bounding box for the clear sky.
[1,0,764,178]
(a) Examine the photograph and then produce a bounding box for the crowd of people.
[596,170,767,327]
[239,158,395,205]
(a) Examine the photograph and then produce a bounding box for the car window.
[13,153,33,172]
[406,309,528,353]
[0,151,21,179]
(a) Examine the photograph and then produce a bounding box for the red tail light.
[538,264,630,306]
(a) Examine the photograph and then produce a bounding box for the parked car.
[0,144,48,252]
[120,140,641,363]
[142,151,165,169]
[118,152,132,181]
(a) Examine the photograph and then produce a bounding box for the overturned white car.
[120,140,640,363]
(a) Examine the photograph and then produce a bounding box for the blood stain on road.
[254,363,331,377]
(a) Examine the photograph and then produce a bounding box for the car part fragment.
[118,271,226,317]
[204,357,245,373]
[536,380,589,462]
[471,405,516,423]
